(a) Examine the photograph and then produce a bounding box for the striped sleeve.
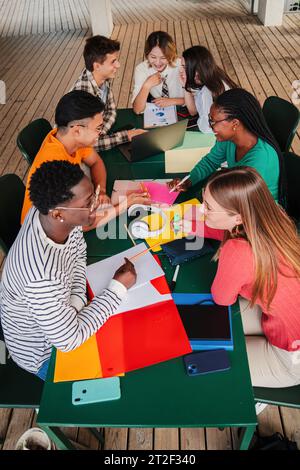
[23,277,125,352]
[70,234,87,312]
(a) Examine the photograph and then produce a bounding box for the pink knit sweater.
[211,238,300,352]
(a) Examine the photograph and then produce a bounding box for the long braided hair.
[214,88,287,207]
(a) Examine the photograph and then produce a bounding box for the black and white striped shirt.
[0,208,126,374]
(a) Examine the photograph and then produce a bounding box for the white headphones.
[128,204,167,239]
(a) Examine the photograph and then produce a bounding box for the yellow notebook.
[144,198,201,252]
[54,335,102,383]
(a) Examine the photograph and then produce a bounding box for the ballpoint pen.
[90,184,100,212]
[169,175,190,193]
[170,265,180,291]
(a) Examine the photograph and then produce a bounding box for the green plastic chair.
[253,385,300,409]
[253,152,300,408]
[262,96,300,153]
[0,174,25,254]
[16,118,52,166]
[284,151,300,224]
[0,174,44,407]
[0,326,43,408]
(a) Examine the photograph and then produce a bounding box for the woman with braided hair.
[168,88,286,207]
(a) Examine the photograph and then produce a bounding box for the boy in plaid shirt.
[72,36,145,151]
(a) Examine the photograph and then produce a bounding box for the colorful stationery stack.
[54,244,192,383]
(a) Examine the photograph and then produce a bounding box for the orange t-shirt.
[21,129,92,223]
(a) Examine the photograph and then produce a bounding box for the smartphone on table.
[184,349,230,376]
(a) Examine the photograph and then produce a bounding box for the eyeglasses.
[202,200,234,214]
[201,190,237,215]
[69,123,102,133]
[208,116,229,128]
[52,185,100,214]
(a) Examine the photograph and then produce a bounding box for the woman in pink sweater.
[182,166,300,387]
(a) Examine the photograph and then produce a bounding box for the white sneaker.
[15,427,54,450]
[255,402,268,415]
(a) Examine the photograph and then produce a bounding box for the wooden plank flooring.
[0,0,300,450]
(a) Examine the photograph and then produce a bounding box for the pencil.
[128,241,162,261]
[124,223,136,246]
[140,182,150,198]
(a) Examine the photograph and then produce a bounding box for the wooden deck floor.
[0,0,300,450]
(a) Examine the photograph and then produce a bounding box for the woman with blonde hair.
[180,166,300,388]
[132,31,184,114]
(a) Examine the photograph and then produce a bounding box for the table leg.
[238,424,256,450]
[89,427,105,445]
[39,425,76,450]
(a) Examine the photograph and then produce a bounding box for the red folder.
[95,299,192,377]
[88,275,192,377]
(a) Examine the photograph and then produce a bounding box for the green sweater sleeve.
[189,141,227,185]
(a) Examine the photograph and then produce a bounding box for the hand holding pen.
[167,175,191,193]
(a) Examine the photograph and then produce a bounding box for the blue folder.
[172,293,233,351]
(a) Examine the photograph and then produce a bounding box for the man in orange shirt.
[21,90,109,224]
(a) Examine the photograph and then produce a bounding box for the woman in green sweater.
[168,88,285,205]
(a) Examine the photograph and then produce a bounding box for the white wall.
[88,0,113,37]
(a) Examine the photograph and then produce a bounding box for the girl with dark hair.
[168,88,285,205]
[181,46,237,133]
[132,31,184,114]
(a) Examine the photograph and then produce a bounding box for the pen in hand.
[169,175,190,193]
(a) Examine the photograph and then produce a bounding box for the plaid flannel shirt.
[71,69,129,151]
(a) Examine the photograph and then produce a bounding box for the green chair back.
[262,96,300,153]
[284,152,300,222]
[16,118,52,166]
[0,174,25,254]
[254,150,300,405]
[0,325,43,408]
[253,385,300,408]
[0,173,44,406]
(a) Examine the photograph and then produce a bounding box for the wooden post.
[257,0,285,26]
[88,0,113,37]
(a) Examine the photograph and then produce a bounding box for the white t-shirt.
[194,82,230,134]
[131,58,184,103]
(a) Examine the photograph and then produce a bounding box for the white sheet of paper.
[87,243,164,295]
[144,103,177,128]
[165,146,212,173]
[113,282,172,315]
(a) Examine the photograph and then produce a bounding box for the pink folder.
[143,181,179,205]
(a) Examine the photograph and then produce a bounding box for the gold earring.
[232,224,240,236]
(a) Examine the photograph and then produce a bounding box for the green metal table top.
[37,254,256,428]
[37,108,257,432]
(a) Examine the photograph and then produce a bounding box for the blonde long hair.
[207,167,300,309]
